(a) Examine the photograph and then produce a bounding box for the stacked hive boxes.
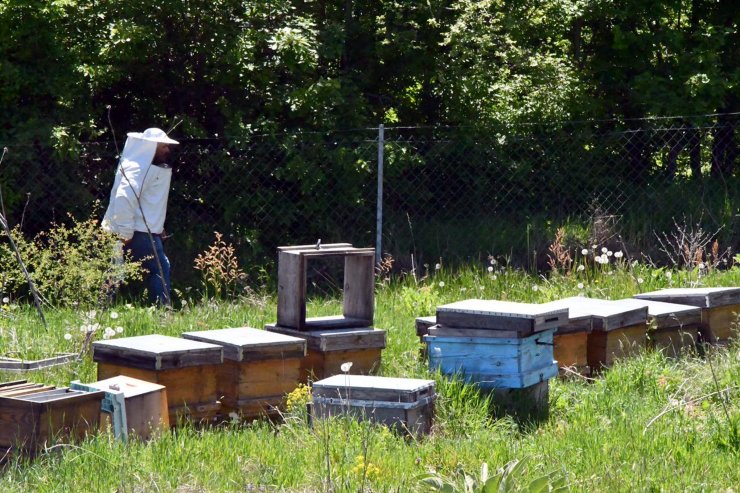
[266,243,387,381]
[424,300,566,417]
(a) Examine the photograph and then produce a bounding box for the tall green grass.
[1,262,739,492]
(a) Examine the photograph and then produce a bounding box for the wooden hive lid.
[312,374,435,403]
[633,287,740,308]
[436,299,568,333]
[544,297,647,331]
[181,327,306,361]
[278,243,374,258]
[612,298,702,329]
[93,334,223,370]
[84,375,165,398]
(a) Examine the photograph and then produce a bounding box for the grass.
[1,260,739,492]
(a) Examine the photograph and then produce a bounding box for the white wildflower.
[103,327,116,339]
[64,333,72,341]
[637,278,644,284]
[435,263,441,270]
[601,247,608,253]
[340,362,353,373]
[487,266,494,273]
[115,326,124,334]
[614,251,623,258]
[577,282,584,289]
[577,264,585,272]
[110,311,119,319]
[2,297,8,304]
[86,310,97,320]
[532,285,539,292]
[581,249,589,256]
[438,281,445,288]
[607,251,613,257]
[666,271,673,280]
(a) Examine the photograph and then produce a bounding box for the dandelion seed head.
[601,247,608,253]
[64,333,72,341]
[435,263,441,270]
[115,326,124,334]
[487,266,494,273]
[340,362,353,373]
[581,249,589,256]
[637,278,644,284]
[110,312,119,319]
[614,251,623,258]
[607,251,613,257]
[577,264,585,272]
[2,297,8,304]
[532,285,539,292]
[577,282,584,289]
[438,281,445,288]
[666,271,673,280]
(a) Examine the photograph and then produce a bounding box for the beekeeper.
[102,128,179,306]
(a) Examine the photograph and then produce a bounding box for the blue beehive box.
[425,329,557,389]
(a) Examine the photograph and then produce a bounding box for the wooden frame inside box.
[311,374,436,435]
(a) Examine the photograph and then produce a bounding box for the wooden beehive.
[541,299,592,375]
[265,325,386,382]
[545,297,648,371]
[0,380,104,456]
[72,375,169,441]
[311,374,435,435]
[277,243,375,331]
[634,287,740,344]
[425,329,558,389]
[93,335,223,425]
[614,298,701,358]
[415,316,436,344]
[436,300,568,336]
[182,327,306,419]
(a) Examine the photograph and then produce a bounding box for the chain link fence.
[1,114,737,286]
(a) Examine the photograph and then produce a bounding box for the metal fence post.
[375,124,384,264]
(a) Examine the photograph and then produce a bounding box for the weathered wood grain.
[93,335,223,370]
[182,327,306,362]
[436,300,568,333]
[587,323,647,370]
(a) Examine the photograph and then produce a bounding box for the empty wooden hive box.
[268,243,386,381]
[93,334,223,424]
[311,374,436,435]
[548,297,648,371]
[0,380,104,456]
[71,375,169,441]
[614,298,701,358]
[425,300,565,389]
[633,287,740,344]
[276,243,375,331]
[182,327,306,419]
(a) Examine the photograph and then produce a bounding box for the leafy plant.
[0,213,142,307]
[193,231,248,300]
[419,458,568,493]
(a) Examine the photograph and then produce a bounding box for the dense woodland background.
[0,0,737,286]
[1,0,736,141]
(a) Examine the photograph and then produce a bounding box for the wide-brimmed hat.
[126,127,179,144]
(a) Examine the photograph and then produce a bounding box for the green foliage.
[0,213,142,307]
[420,458,568,493]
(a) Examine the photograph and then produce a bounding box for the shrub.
[0,213,142,307]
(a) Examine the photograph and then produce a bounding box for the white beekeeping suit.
[101,128,178,240]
